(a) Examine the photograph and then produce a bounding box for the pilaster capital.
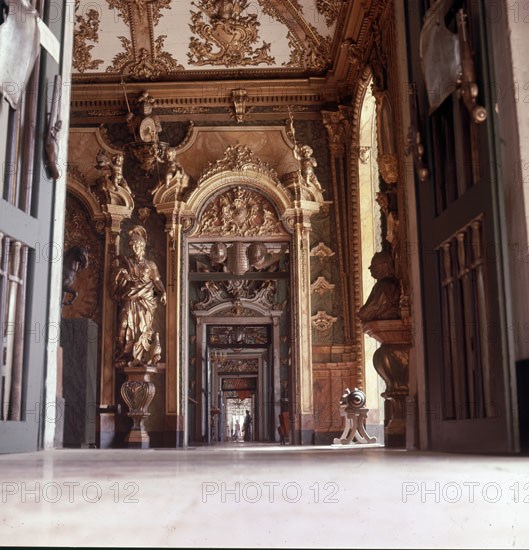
[322,110,347,157]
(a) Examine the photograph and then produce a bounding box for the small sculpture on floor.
[333,388,377,445]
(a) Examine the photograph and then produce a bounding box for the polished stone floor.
[0,444,528,548]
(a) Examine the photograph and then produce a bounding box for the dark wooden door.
[0,1,70,452]
[406,0,518,452]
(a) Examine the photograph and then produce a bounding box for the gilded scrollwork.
[108,36,183,79]
[316,0,344,27]
[196,144,279,185]
[198,187,284,237]
[188,0,275,67]
[73,0,104,73]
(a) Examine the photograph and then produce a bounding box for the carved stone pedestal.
[362,319,411,448]
[119,365,158,449]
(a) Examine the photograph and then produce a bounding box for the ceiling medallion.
[188,0,276,67]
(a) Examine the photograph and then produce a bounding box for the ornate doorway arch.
[154,144,323,445]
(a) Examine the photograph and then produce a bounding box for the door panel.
[0,2,69,452]
[406,0,518,452]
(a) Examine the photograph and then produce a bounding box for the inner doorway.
[207,326,272,443]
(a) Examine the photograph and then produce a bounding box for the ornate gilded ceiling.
[72,0,366,81]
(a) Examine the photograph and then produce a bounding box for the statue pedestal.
[119,364,158,449]
[362,319,411,448]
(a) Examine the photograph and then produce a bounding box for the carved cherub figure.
[152,147,190,199]
[110,153,133,195]
[294,144,322,191]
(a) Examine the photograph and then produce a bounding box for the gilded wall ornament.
[232,88,248,122]
[188,0,275,67]
[72,0,103,73]
[311,276,335,296]
[310,242,335,262]
[311,310,338,332]
[198,187,284,237]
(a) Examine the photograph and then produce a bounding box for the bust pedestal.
[119,364,158,449]
[362,319,411,448]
